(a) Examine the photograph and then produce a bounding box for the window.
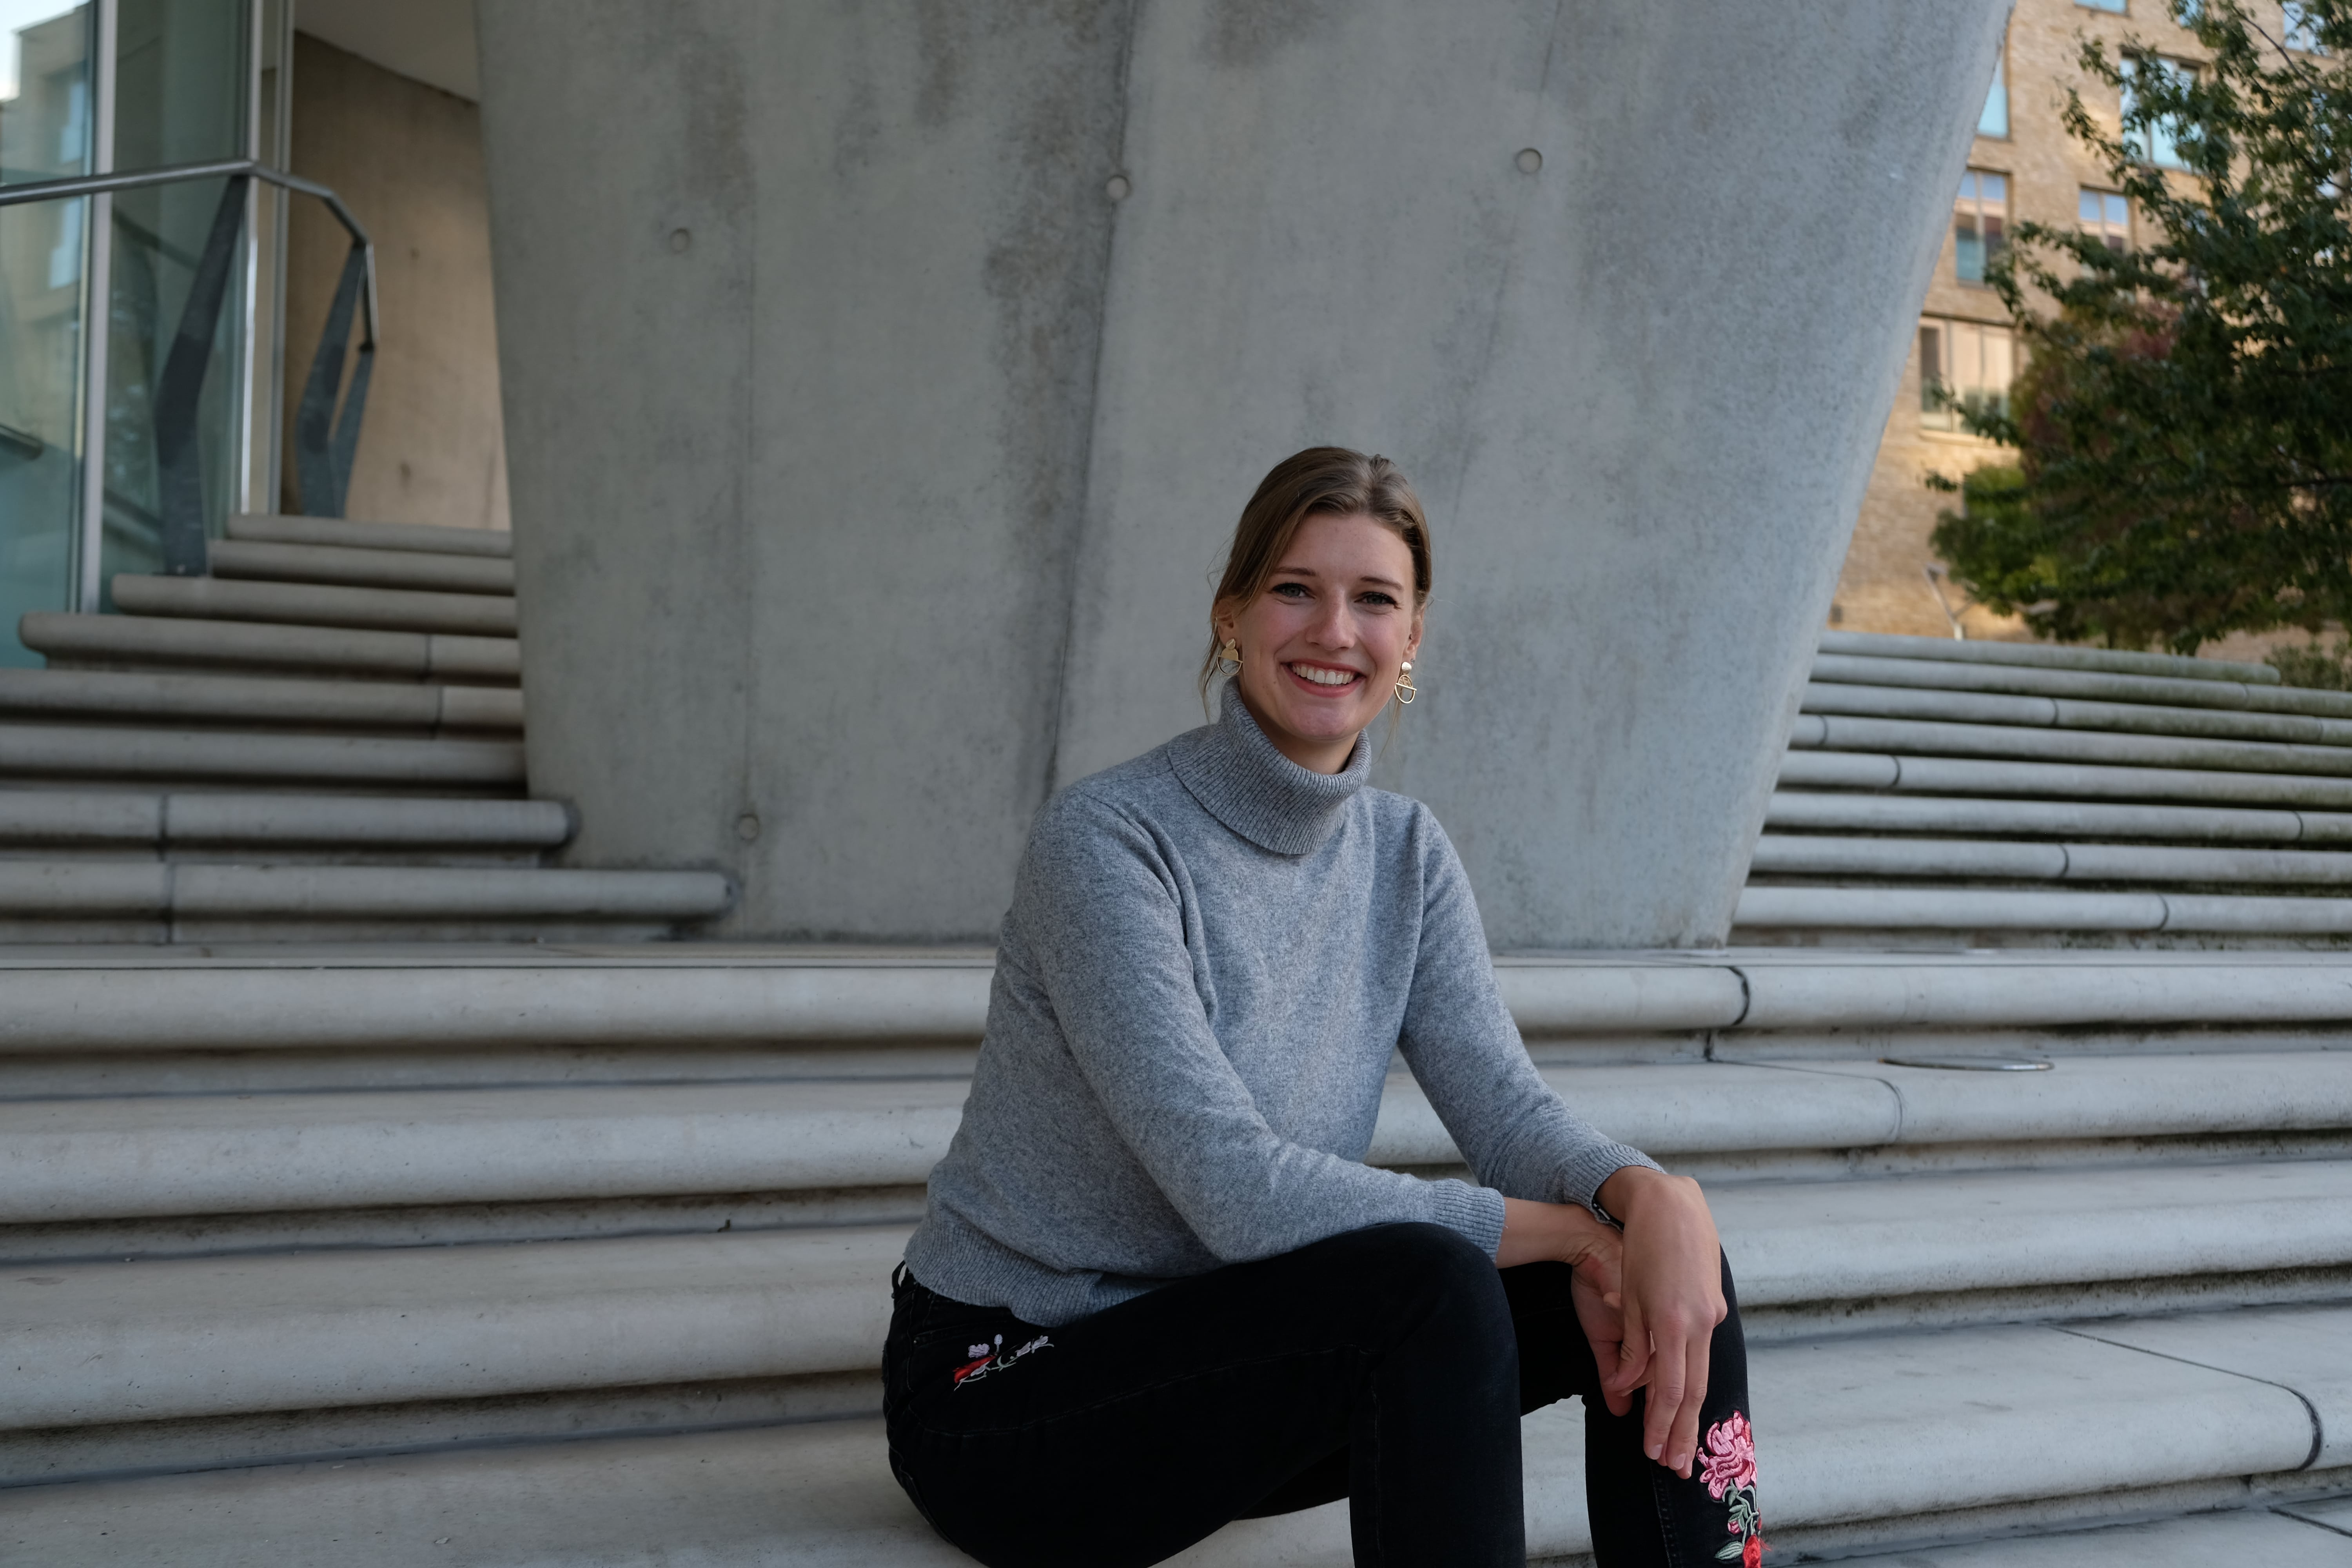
[2284,2,2328,52]
[1979,53,2010,137]
[2123,56,2195,168]
[2078,0,2127,11]
[1954,171,2009,283]
[1919,318,2017,431]
[2080,188,2131,250]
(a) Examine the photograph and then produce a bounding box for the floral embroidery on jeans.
[951,1332,1053,1388]
[1700,1411,1766,1564]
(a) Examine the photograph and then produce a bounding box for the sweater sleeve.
[1022,789,1505,1263]
[1396,809,1663,1218]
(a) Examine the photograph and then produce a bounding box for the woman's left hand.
[1595,1165,1727,1479]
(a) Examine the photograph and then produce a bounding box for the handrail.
[0,157,377,338]
[0,156,377,571]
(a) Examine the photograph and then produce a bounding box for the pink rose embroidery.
[1704,1410,1766,1563]
[1699,1411,1757,1501]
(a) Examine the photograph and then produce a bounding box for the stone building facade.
[1830,0,2272,642]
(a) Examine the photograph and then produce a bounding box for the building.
[1830,0,2315,647]
[8,7,2352,1564]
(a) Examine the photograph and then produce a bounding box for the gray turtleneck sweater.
[903,688,1660,1327]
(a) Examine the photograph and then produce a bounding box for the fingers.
[1634,1314,1715,1476]
[1665,1334,1712,1477]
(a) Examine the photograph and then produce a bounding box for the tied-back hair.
[1199,447,1433,714]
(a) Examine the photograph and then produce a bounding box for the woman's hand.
[1596,1166,1727,1480]
[1498,1197,1632,1400]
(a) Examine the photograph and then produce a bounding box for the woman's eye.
[1271,583,1310,599]
[1359,592,1398,607]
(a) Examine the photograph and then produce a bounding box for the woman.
[887,448,1760,1568]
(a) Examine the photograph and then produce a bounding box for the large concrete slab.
[2074,1303,2352,1467]
[5,1313,2323,1566]
[1832,1506,2352,1567]
[478,2,2004,946]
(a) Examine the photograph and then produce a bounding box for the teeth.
[1290,664,1357,687]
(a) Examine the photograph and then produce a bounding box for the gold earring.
[1395,659,1417,704]
[1217,637,1241,674]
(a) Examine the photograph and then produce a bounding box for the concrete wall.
[479,0,2007,947]
[285,32,508,530]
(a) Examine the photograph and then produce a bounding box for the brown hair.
[1198,447,1433,704]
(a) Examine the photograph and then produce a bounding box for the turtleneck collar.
[1167,682,1370,855]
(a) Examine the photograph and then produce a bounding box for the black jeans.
[884,1222,1760,1568]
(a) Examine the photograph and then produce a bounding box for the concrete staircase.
[1742,629,2352,944]
[1,514,730,940]
[2,620,2350,1564]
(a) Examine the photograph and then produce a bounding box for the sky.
[0,0,82,103]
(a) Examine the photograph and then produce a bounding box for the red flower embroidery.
[1704,1410,1765,1563]
[1699,1411,1757,1501]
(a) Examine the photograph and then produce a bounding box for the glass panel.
[2284,2,2326,53]
[2125,56,2194,169]
[1955,216,1985,284]
[2077,0,2128,12]
[1919,323,1949,429]
[2080,188,2101,222]
[1980,172,2006,203]
[1979,56,2009,138]
[0,1,93,667]
[96,0,248,595]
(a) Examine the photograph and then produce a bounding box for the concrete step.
[0,792,569,854]
[206,539,515,598]
[1806,679,2352,747]
[1791,712,2352,781]
[21,612,519,686]
[110,575,518,640]
[1833,1504,2352,1568]
[1764,789,2352,844]
[1735,884,2352,935]
[6,1303,2344,1565]
[0,668,521,734]
[14,1053,2347,1226]
[8,946,2352,1054]
[7,1167,2346,1437]
[1816,648,2352,719]
[227,514,513,559]
[1819,631,2280,686]
[1781,747,2352,809]
[0,863,730,930]
[1751,834,2352,886]
[0,723,524,789]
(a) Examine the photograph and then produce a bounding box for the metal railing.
[0,156,377,577]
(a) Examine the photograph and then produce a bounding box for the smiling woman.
[1201,449,1430,773]
[885,447,1754,1568]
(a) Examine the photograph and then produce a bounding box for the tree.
[1929,0,2352,653]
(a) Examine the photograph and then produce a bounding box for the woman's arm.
[1394,813,1664,1214]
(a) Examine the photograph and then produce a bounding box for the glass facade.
[98,0,249,597]
[0,0,269,662]
[0,2,93,667]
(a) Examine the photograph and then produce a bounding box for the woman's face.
[1216,512,1423,775]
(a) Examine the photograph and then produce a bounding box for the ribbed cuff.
[1426,1178,1508,1260]
[1561,1143,1666,1219]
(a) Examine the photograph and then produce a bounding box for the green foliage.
[2268,634,2352,687]
[1933,0,2352,653]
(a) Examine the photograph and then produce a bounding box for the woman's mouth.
[1284,661,1362,693]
